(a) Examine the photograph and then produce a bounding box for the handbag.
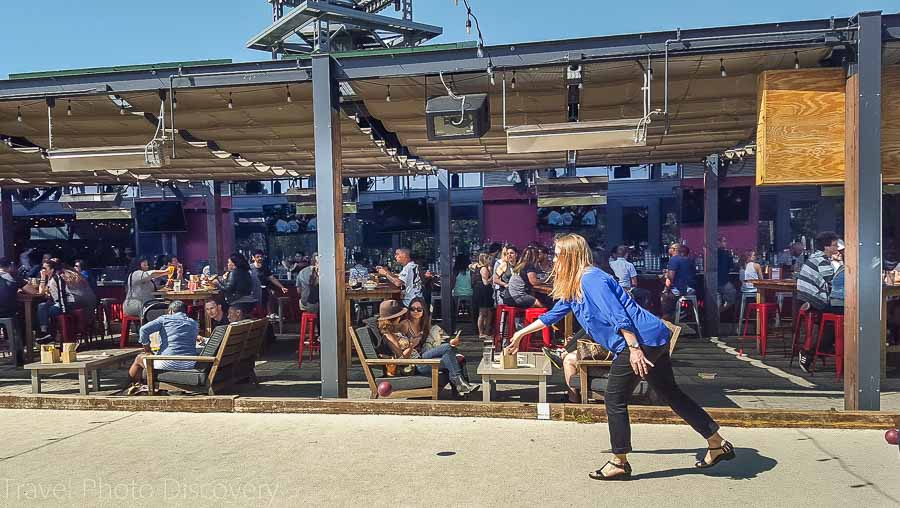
[576,339,612,361]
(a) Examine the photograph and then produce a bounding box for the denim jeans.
[605,344,719,454]
[416,343,463,380]
[37,302,63,329]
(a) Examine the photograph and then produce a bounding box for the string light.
[477,43,484,58]
[511,70,517,89]
[286,85,292,103]
[227,92,234,109]
[385,85,391,102]
[794,51,800,70]
[16,107,22,123]
[487,65,495,86]
[66,100,72,116]
[465,16,471,34]
[119,102,126,115]
[719,58,727,78]
[172,90,177,110]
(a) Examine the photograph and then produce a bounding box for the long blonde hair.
[549,234,594,302]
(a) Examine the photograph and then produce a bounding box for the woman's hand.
[504,332,521,356]
[629,347,655,378]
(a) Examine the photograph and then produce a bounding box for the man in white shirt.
[377,248,423,306]
[609,245,651,308]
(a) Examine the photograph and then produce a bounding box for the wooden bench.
[575,320,682,404]
[145,318,266,395]
[349,326,445,400]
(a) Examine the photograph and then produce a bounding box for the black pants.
[605,344,719,454]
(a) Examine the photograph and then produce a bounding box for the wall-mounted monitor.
[135,201,187,233]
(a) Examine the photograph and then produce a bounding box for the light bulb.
[719,59,727,78]
[120,104,126,115]
[386,85,391,102]
[477,44,484,58]
[511,70,517,89]
[227,93,234,109]
[465,17,471,34]
[649,67,654,80]
[172,91,177,110]
[66,101,72,116]
[16,107,21,123]
[286,86,292,103]
[794,51,800,70]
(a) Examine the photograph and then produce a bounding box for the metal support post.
[844,11,882,411]
[312,54,348,398]
[0,190,13,259]
[703,154,720,336]
[437,169,453,330]
[205,181,223,274]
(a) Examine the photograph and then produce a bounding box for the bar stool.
[522,308,551,351]
[0,317,22,365]
[736,292,758,335]
[674,294,702,338]
[775,292,793,327]
[119,311,141,348]
[739,302,779,357]
[811,313,844,377]
[493,305,522,349]
[298,312,319,367]
[789,307,819,366]
[56,308,92,344]
[98,298,120,338]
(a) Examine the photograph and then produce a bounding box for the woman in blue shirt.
[506,234,733,480]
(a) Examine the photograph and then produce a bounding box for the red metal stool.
[493,305,522,349]
[811,313,844,378]
[298,312,319,367]
[790,307,819,366]
[739,302,779,357]
[56,308,91,343]
[120,311,141,348]
[521,308,551,351]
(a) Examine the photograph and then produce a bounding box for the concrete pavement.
[1,409,899,507]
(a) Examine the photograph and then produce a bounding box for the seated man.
[127,300,199,394]
[197,298,228,348]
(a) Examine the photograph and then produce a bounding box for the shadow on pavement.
[630,446,777,480]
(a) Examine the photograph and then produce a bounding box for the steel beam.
[436,168,453,330]
[0,190,12,259]
[205,181,223,274]
[703,154,720,337]
[312,54,348,398]
[4,14,900,100]
[844,11,882,411]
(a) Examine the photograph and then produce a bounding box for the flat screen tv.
[537,206,602,230]
[680,186,751,225]
[135,201,187,233]
[372,198,433,232]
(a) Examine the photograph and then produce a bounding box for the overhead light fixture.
[507,118,646,153]
[426,93,490,141]
[48,142,163,172]
[59,192,123,210]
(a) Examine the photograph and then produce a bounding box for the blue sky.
[0,0,892,78]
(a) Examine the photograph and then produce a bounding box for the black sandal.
[588,461,632,481]
[695,441,735,469]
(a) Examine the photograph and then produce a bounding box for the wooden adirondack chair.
[349,326,446,400]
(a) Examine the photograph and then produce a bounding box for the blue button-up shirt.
[139,312,199,370]
[539,268,670,355]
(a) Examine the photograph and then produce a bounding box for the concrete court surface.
[1,410,899,507]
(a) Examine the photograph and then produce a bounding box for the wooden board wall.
[757,65,900,185]
[884,65,900,179]
[756,68,846,186]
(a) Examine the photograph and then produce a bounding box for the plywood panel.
[756,68,846,185]
[883,65,900,180]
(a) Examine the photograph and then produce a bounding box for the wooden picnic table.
[16,291,45,362]
[344,285,402,363]
[477,352,552,403]
[24,348,141,395]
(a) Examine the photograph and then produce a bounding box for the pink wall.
[482,187,542,248]
[177,197,234,272]
[678,176,759,254]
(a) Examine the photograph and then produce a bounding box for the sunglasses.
[410,307,425,312]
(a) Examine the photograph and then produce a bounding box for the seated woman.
[35,259,96,342]
[377,300,479,396]
[123,257,170,320]
[506,246,553,309]
[494,245,518,306]
[212,253,254,311]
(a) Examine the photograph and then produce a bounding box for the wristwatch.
[627,343,641,350]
